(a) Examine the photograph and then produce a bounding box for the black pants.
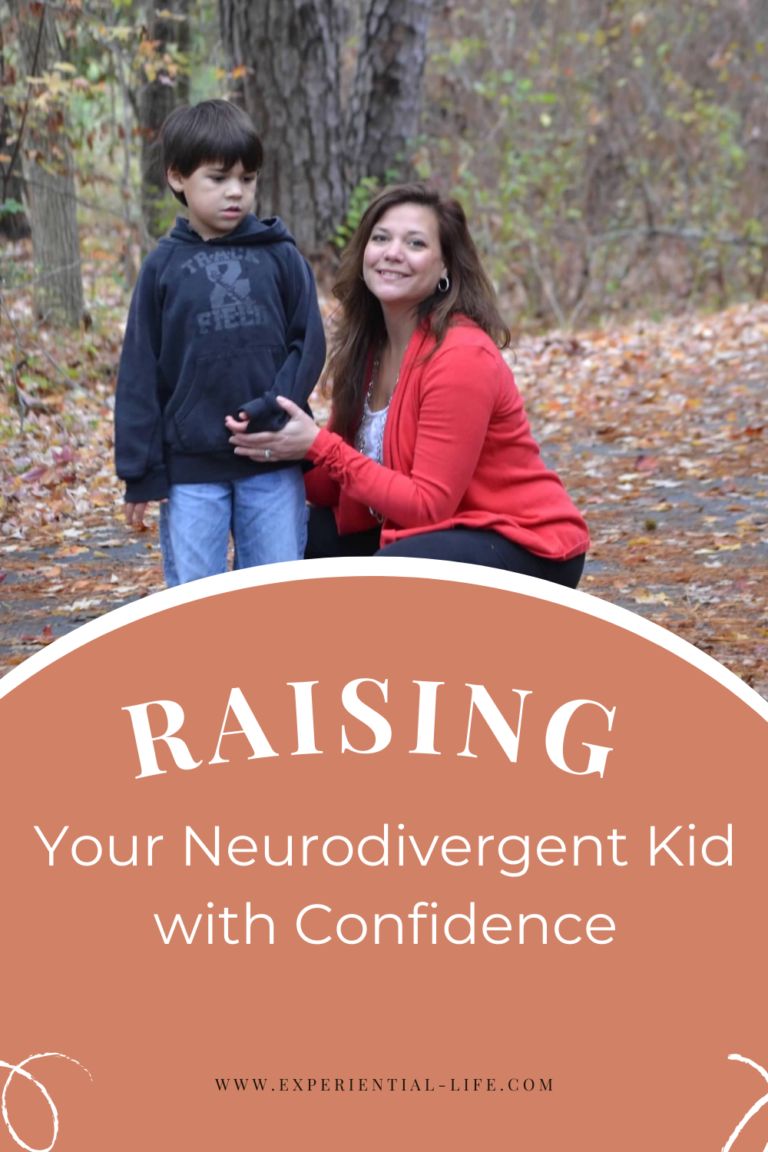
[305,507,585,588]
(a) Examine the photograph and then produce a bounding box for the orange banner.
[1,560,766,1151]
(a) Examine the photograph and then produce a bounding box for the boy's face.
[167,160,257,240]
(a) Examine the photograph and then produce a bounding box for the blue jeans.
[160,468,307,587]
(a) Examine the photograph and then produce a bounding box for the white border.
[1,557,767,723]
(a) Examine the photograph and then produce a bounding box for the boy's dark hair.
[160,99,264,205]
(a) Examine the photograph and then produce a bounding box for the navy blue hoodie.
[115,215,326,503]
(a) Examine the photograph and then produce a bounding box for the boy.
[115,99,325,585]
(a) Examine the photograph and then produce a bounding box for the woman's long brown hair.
[325,182,511,443]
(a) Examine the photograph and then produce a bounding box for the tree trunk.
[344,0,432,192]
[218,0,432,252]
[139,0,191,247]
[218,0,347,254]
[9,0,83,327]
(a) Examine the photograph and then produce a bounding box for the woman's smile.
[363,202,447,310]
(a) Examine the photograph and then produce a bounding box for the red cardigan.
[305,320,590,561]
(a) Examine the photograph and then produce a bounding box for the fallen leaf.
[19,624,55,644]
[635,455,660,472]
[54,545,90,557]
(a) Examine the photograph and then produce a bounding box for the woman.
[226,183,589,583]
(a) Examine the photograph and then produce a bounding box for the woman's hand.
[225,396,320,462]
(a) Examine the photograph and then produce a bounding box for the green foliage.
[0,199,25,217]
[3,0,766,329]
[333,176,381,249]
[0,0,220,278]
[420,0,768,327]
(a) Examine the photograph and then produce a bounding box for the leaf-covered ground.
[2,240,766,695]
[520,306,768,698]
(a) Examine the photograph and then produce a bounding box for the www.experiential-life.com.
[214,1077,553,1093]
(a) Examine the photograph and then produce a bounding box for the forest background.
[1,0,767,696]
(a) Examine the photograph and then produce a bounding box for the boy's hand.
[226,397,319,461]
[125,502,149,527]
[124,499,166,528]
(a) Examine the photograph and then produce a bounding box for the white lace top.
[357,399,390,464]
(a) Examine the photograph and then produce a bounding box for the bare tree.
[8,0,83,327]
[218,0,432,253]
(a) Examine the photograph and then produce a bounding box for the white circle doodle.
[0,1053,92,1152]
[723,1054,768,1152]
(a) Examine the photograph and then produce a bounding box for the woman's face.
[362,203,448,312]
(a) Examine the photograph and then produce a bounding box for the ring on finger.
[264,448,272,460]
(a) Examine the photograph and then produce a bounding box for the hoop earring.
[437,275,450,293]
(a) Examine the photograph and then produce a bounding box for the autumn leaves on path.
[519,304,768,697]
[1,301,767,696]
